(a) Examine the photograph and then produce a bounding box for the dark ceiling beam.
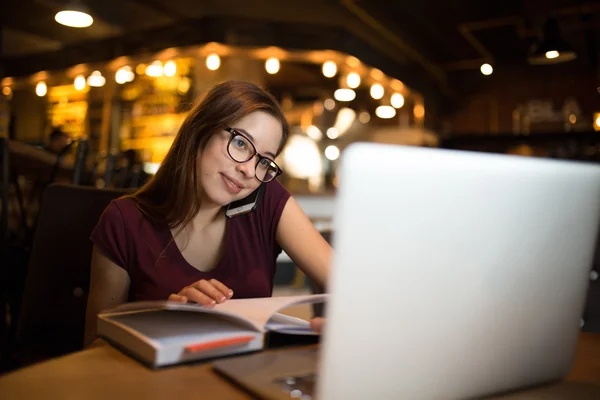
[456,16,523,66]
[7,0,119,44]
[128,0,190,21]
[1,23,68,45]
[451,2,600,71]
[581,13,599,70]
[339,0,450,95]
[1,16,446,104]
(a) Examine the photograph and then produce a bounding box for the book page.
[265,313,319,335]
[100,301,261,332]
[212,294,328,332]
[101,294,328,333]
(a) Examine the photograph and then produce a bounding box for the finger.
[310,318,326,333]
[194,280,228,303]
[180,286,216,307]
[168,294,188,303]
[209,279,234,299]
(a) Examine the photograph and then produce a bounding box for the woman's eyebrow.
[235,128,276,158]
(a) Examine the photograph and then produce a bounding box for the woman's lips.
[221,173,244,194]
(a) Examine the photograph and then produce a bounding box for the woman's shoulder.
[262,179,291,207]
[100,196,148,227]
[244,179,291,234]
[105,196,140,216]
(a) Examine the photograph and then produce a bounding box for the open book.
[97,294,328,368]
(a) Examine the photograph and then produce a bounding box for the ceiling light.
[375,105,396,119]
[346,56,360,68]
[322,61,337,78]
[324,98,335,111]
[177,77,191,95]
[414,104,425,119]
[528,18,577,65]
[326,128,339,139]
[74,75,86,90]
[480,63,493,75]
[359,111,370,123]
[391,79,405,91]
[115,66,135,84]
[568,114,577,124]
[325,145,340,161]
[347,73,361,89]
[265,57,280,74]
[3,86,12,97]
[306,125,322,141]
[334,108,356,135]
[36,82,47,97]
[370,68,384,80]
[370,83,384,100]
[283,135,323,179]
[391,93,405,108]
[334,88,356,102]
[163,61,177,77]
[145,61,163,77]
[87,71,105,87]
[313,101,324,116]
[206,53,220,70]
[55,2,93,28]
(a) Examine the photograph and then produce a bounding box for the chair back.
[17,183,130,364]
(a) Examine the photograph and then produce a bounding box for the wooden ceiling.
[2,0,599,106]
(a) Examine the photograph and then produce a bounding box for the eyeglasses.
[225,127,282,183]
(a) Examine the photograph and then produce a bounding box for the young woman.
[84,80,331,346]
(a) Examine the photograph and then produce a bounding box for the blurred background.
[1,0,600,371]
[2,1,599,192]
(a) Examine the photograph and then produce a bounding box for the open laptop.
[213,143,600,399]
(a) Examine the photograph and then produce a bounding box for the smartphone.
[225,184,265,218]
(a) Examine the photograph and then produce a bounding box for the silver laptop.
[214,143,600,399]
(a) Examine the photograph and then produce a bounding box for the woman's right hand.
[168,279,233,306]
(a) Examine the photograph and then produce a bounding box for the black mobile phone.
[225,184,265,218]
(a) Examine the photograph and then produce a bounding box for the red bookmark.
[185,335,256,353]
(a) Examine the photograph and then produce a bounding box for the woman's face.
[199,111,283,207]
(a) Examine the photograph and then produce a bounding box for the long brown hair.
[130,80,289,229]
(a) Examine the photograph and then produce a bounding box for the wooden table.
[1,333,599,399]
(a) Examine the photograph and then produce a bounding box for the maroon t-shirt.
[90,180,291,301]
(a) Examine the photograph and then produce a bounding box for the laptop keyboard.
[272,373,316,399]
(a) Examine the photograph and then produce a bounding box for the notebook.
[96,294,327,367]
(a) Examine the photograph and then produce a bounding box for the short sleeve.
[90,200,130,272]
[259,179,291,249]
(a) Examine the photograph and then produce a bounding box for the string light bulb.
[87,70,106,87]
[74,75,86,90]
[206,53,220,70]
[265,57,280,74]
[36,81,47,97]
[322,61,337,78]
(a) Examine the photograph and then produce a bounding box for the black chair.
[15,183,130,367]
[1,137,11,247]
